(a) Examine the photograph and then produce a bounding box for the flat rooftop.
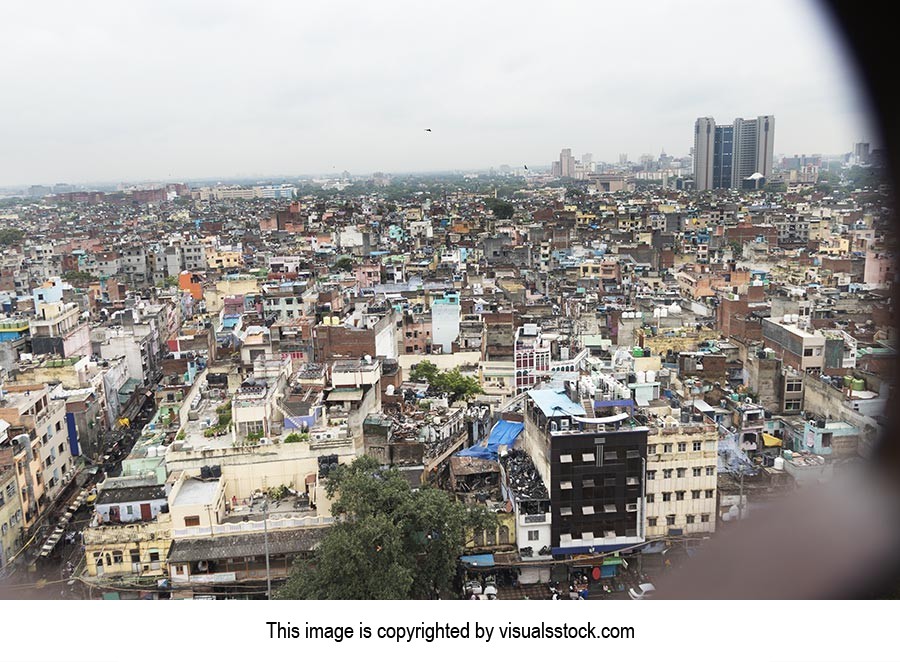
[173,478,221,507]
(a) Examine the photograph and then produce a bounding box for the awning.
[460,553,495,568]
[762,432,782,447]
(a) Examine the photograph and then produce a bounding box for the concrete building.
[644,424,718,538]
[521,385,648,555]
[694,115,774,190]
[0,457,25,570]
[0,384,76,533]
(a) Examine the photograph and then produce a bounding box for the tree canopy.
[0,227,25,246]
[276,456,495,599]
[485,198,514,220]
[409,360,483,403]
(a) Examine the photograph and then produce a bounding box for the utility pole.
[263,499,271,599]
[737,468,745,522]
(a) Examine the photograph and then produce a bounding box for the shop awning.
[460,553,495,568]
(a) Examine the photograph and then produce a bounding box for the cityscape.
[0,114,893,599]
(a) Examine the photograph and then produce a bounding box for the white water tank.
[636,371,646,384]
[646,370,656,383]
[773,456,785,470]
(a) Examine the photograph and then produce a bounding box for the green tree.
[485,198,514,220]
[409,360,439,384]
[431,368,484,403]
[0,228,25,246]
[277,514,413,600]
[276,456,494,599]
[334,255,354,272]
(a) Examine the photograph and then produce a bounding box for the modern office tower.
[854,142,870,165]
[694,115,774,190]
[559,148,575,178]
[694,117,716,190]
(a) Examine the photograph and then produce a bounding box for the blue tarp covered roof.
[457,420,523,460]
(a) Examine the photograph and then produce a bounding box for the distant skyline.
[0,0,875,187]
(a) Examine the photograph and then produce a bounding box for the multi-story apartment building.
[514,324,551,394]
[644,423,718,538]
[0,384,76,533]
[521,384,648,555]
[0,453,25,570]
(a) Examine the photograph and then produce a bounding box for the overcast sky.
[0,0,875,185]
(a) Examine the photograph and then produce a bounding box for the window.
[676,468,686,478]
[786,381,802,392]
[662,492,671,502]
[527,530,540,541]
[705,489,715,498]
[706,466,715,476]
[693,441,703,451]
[692,490,701,499]
[126,505,134,515]
[58,443,65,454]
[582,506,595,515]
[112,551,123,564]
[647,444,657,455]
[560,454,572,463]
[676,491,685,501]
[584,479,598,488]
[646,493,655,503]
[559,507,573,516]
[663,469,673,479]
[560,481,573,490]
[184,515,201,527]
[130,550,141,564]
[663,444,672,453]
[626,476,639,486]
[648,517,658,527]
[677,442,687,452]
[647,470,656,480]
[604,451,618,461]
[701,514,710,523]
[149,549,160,562]
[601,478,614,487]
[603,504,617,513]
[581,452,595,463]
[693,467,702,477]
[686,515,695,524]
[666,515,676,526]
[803,348,813,357]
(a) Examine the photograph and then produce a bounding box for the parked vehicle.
[628,583,657,600]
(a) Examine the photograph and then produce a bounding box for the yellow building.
[82,516,173,580]
[0,461,25,570]
[644,425,719,538]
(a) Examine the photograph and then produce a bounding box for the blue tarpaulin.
[457,420,523,460]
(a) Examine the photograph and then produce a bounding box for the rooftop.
[173,477,221,507]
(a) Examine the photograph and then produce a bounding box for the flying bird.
[524,165,528,170]
[424,128,432,132]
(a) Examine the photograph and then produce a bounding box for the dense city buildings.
[0,142,893,599]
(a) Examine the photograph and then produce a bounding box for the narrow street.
[1,396,157,600]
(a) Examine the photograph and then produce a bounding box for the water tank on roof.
[646,370,656,383]
[773,457,785,470]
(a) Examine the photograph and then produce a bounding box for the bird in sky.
[524,165,528,170]
[424,128,432,132]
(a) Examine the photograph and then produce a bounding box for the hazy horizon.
[1,0,875,187]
